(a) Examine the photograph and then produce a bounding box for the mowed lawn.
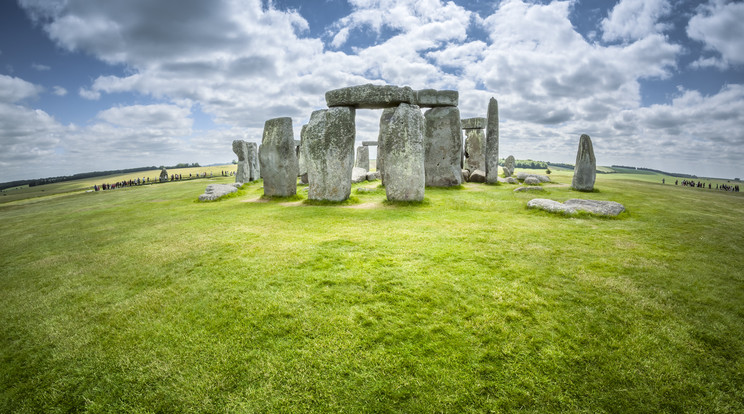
[1,170,742,412]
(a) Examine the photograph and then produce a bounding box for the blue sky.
[1,0,743,182]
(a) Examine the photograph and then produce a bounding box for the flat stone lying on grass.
[326,84,415,109]
[524,176,540,185]
[199,183,241,201]
[514,186,545,192]
[462,169,470,182]
[506,177,518,184]
[356,187,378,193]
[352,167,368,183]
[516,172,551,182]
[527,198,625,216]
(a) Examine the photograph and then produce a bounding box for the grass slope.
[1,170,743,412]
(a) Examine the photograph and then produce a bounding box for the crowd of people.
[673,179,740,192]
[94,170,234,192]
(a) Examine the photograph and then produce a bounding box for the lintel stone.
[362,141,378,146]
[461,117,486,129]
[325,84,415,109]
[415,89,458,107]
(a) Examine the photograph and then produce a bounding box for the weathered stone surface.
[362,141,378,146]
[259,117,299,197]
[485,98,500,184]
[356,187,378,193]
[424,106,462,187]
[462,169,470,182]
[461,117,486,129]
[528,198,625,216]
[159,168,169,182]
[355,146,370,171]
[298,125,308,178]
[366,171,380,181]
[377,107,396,186]
[516,172,550,182]
[503,155,515,177]
[246,142,260,181]
[198,183,241,201]
[506,177,518,184]
[326,84,415,109]
[469,169,486,183]
[233,140,250,183]
[379,103,425,201]
[415,89,458,107]
[305,107,356,201]
[464,129,486,172]
[514,186,545,192]
[524,176,540,185]
[572,134,596,192]
[351,167,367,183]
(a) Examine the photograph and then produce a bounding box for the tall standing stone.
[259,117,298,197]
[246,142,260,181]
[379,103,425,201]
[424,106,462,187]
[159,168,169,182]
[298,125,308,184]
[486,97,500,183]
[503,155,515,177]
[305,107,356,201]
[377,107,396,186]
[572,134,596,191]
[464,129,486,172]
[355,146,370,171]
[233,140,250,183]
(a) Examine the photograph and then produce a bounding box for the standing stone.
[486,97,499,184]
[355,146,370,171]
[379,103,425,201]
[305,107,356,201]
[572,134,596,191]
[299,125,309,184]
[377,107,396,186]
[294,140,302,178]
[233,140,250,183]
[246,142,260,181]
[424,106,462,187]
[464,129,486,173]
[159,168,169,182]
[503,155,515,177]
[259,117,298,197]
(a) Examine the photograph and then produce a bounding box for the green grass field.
[1,168,742,412]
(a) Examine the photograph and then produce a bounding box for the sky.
[1,0,743,182]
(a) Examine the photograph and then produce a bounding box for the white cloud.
[0,74,42,103]
[32,63,51,71]
[52,86,67,96]
[79,87,101,100]
[687,0,744,68]
[601,0,671,42]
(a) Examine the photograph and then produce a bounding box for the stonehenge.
[379,103,426,201]
[424,106,462,187]
[159,168,169,182]
[305,107,356,201]
[572,134,596,192]
[462,117,486,174]
[259,117,299,197]
[486,98,499,184]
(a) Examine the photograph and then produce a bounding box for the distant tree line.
[500,159,548,169]
[611,165,697,178]
[0,163,202,190]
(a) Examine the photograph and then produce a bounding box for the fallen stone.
[514,186,545,192]
[352,167,367,183]
[379,103,425,201]
[506,177,519,184]
[461,117,486,129]
[326,84,415,109]
[516,172,551,182]
[572,134,596,192]
[305,107,356,201]
[199,183,240,201]
[415,89,458,107]
[462,169,470,182]
[503,155,515,177]
[355,146,370,171]
[356,187,378,193]
[366,171,380,181]
[527,198,625,216]
[259,117,299,197]
[469,169,486,183]
[486,97,499,184]
[424,106,462,187]
[524,176,540,185]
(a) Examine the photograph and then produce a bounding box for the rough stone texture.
[572,134,596,192]
[415,89,458,107]
[461,117,486,129]
[503,155,515,177]
[298,125,308,177]
[462,169,470,182]
[366,171,380,181]
[506,177,518,184]
[424,106,462,187]
[355,146,370,171]
[469,169,486,183]
[362,141,378,146]
[305,107,356,201]
[377,107,396,186]
[356,187,377,193]
[528,198,625,216]
[326,84,415,109]
[159,168,169,182]
[517,172,551,182]
[485,97,500,184]
[246,142,260,181]
[198,183,241,201]
[524,176,540,185]
[351,167,367,183]
[464,129,486,172]
[514,186,545,192]
[379,103,425,201]
[259,117,299,197]
[233,140,250,183]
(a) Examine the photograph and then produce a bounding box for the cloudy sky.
[1,0,743,182]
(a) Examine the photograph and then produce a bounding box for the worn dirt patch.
[342,202,380,209]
